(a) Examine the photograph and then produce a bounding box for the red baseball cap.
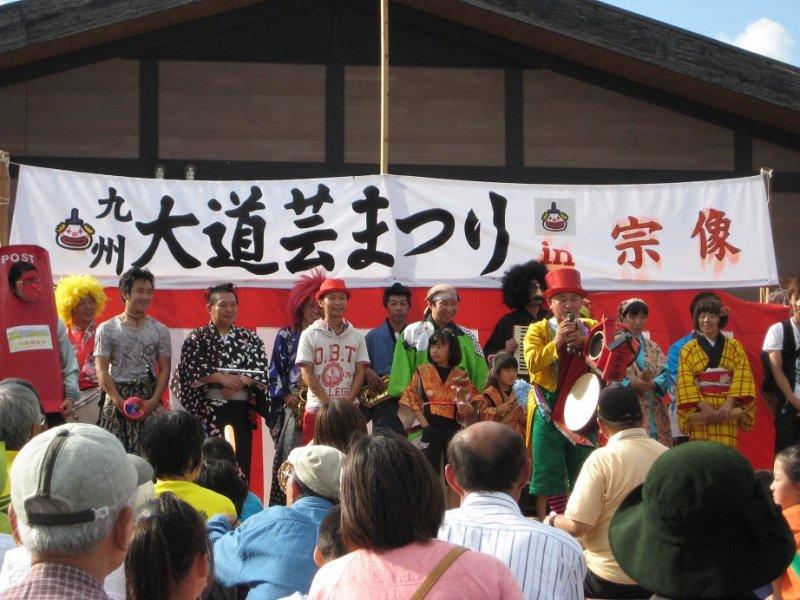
[315,278,351,302]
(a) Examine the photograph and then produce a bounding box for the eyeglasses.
[277,461,294,494]
[38,414,47,430]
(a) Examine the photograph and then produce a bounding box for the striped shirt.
[438,492,585,599]
[0,562,109,599]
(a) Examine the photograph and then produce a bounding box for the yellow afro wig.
[55,274,107,326]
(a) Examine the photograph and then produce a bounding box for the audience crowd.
[0,263,799,599]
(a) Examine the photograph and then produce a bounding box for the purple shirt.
[308,539,522,599]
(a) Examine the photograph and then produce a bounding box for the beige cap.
[290,445,345,500]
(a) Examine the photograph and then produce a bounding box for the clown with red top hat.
[523,267,597,520]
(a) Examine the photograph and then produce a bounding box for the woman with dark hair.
[772,445,800,598]
[480,352,525,436]
[307,432,522,599]
[267,269,324,506]
[172,282,270,480]
[126,493,213,600]
[202,437,263,520]
[400,328,484,473]
[196,459,249,519]
[616,298,673,446]
[484,260,549,360]
[676,295,756,447]
[313,398,367,454]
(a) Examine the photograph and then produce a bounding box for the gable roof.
[398,0,800,134]
[1,0,799,134]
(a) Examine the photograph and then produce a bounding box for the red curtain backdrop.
[96,287,785,494]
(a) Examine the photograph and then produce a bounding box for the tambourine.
[123,396,146,421]
[563,373,602,437]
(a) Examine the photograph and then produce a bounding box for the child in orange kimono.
[401,328,484,472]
[480,352,526,438]
[772,446,800,600]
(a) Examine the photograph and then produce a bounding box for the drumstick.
[688,407,744,424]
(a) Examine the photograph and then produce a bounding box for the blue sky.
[600,0,799,67]
[0,0,797,67]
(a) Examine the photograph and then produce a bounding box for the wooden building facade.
[0,0,799,289]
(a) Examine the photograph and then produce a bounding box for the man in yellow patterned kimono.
[676,295,756,447]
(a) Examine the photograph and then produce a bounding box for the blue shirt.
[667,332,694,386]
[208,495,333,599]
[241,491,263,521]
[365,320,399,376]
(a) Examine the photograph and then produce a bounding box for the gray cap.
[11,423,153,527]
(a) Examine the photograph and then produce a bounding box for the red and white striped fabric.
[695,368,734,396]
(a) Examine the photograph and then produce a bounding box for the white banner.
[10,165,777,290]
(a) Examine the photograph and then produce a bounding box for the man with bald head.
[439,422,585,599]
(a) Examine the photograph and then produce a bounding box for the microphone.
[566,313,577,354]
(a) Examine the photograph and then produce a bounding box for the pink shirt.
[307,539,522,599]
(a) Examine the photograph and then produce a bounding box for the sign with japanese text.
[10,166,777,290]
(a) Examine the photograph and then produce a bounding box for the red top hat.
[543,268,587,300]
[315,278,352,302]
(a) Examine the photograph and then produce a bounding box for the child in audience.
[202,437,264,520]
[126,493,212,600]
[400,328,483,472]
[480,352,526,437]
[314,505,346,566]
[197,459,249,519]
[140,411,236,520]
[313,399,367,454]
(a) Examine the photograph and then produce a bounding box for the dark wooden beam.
[734,125,753,175]
[325,0,344,170]
[139,58,159,160]
[504,66,523,168]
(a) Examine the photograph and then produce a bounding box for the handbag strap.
[410,546,468,600]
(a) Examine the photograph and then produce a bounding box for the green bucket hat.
[609,441,794,598]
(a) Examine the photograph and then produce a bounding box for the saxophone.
[294,378,308,431]
[358,375,392,408]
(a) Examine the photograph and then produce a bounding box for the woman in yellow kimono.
[676,295,756,447]
[401,328,484,473]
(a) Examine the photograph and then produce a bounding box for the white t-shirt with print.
[762,319,800,397]
[296,320,369,411]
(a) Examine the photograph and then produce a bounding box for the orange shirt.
[780,504,800,600]
[401,364,484,421]
[480,386,525,437]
